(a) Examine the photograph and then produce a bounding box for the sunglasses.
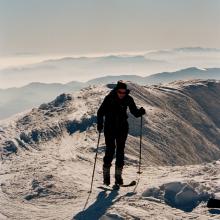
[117,90,126,94]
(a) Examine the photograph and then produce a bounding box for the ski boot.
[103,165,110,186]
[115,166,123,185]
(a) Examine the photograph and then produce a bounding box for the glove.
[97,123,103,133]
[139,107,146,116]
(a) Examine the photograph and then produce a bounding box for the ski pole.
[89,131,101,193]
[137,115,143,174]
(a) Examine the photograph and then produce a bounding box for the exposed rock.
[3,140,18,155]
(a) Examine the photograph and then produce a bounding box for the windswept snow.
[1,80,220,219]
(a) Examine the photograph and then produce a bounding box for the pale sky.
[0,0,220,56]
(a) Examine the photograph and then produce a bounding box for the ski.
[97,185,114,191]
[120,180,136,187]
[97,180,136,191]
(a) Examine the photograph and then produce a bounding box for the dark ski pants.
[103,127,128,168]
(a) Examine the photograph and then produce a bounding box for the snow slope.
[1,80,220,219]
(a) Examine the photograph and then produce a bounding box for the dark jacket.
[97,88,143,133]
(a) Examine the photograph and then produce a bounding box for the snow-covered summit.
[1,80,220,219]
[1,80,220,165]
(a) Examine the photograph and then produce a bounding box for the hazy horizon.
[0,0,219,88]
[1,46,220,70]
[0,46,220,88]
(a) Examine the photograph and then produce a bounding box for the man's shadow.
[208,209,220,215]
[73,189,119,220]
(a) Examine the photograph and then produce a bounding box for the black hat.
[115,80,127,90]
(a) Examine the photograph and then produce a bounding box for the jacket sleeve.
[128,96,141,118]
[97,96,108,126]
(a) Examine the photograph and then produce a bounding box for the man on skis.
[97,80,146,186]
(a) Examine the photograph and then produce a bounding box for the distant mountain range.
[144,47,220,58]
[87,67,220,85]
[0,66,220,120]
[0,81,84,120]
[1,47,220,88]
[0,54,168,88]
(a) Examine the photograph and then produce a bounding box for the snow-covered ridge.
[0,84,110,156]
[1,79,220,166]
